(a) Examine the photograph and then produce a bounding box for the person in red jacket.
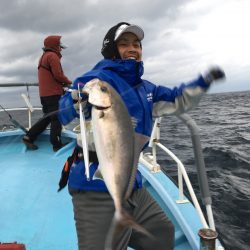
[23,35,72,152]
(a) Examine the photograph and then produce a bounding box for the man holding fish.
[58,22,225,250]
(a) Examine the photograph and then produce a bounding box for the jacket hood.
[43,35,62,53]
[92,59,144,87]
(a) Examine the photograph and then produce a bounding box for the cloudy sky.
[0,0,249,94]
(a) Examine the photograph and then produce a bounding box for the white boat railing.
[0,83,41,131]
[140,117,216,231]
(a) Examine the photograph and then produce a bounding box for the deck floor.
[0,133,77,250]
[0,131,208,250]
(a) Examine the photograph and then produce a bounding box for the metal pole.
[177,114,212,207]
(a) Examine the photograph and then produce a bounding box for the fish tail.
[118,209,152,237]
[104,209,153,250]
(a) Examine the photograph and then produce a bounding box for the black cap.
[101,22,144,59]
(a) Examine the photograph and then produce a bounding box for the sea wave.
[204,147,250,166]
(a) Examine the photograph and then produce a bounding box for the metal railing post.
[177,162,185,202]
[156,142,208,228]
[21,93,34,129]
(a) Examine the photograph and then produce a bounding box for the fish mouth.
[94,105,110,110]
[93,104,111,118]
[93,105,111,110]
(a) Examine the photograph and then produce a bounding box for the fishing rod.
[0,104,28,133]
[77,84,90,181]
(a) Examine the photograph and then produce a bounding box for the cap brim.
[114,24,144,41]
[60,43,67,49]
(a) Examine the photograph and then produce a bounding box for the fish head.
[83,79,112,109]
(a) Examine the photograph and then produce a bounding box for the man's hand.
[70,89,91,119]
[71,89,88,101]
[204,66,226,84]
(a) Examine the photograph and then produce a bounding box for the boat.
[0,83,224,250]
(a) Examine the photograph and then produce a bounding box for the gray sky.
[0,0,249,94]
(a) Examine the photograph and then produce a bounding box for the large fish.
[83,78,150,247]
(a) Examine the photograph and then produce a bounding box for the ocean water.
[0,89,249,250]
[156,90,250,250]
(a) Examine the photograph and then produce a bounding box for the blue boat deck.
[0,131,78,250]
[0,130,204,250]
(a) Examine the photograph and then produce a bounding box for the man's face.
[116,33,142,62]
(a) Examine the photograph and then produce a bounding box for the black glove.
[204,67,225,84]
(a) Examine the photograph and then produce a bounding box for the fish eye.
[100,86,108,92]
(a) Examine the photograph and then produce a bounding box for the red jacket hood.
[43,35,62,53]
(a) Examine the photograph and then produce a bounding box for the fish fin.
[104,209,153,250]
[134,133,149,155]
[126,133,149,199]
[93,168,103,180]
[118,209,152,237]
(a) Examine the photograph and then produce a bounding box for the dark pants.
[27,95,62,147]
[69,187,175,250]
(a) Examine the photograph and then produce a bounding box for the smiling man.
[116,32,142,61]
[58,22,225,250]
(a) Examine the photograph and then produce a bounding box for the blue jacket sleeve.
[58,92,79,125]
[152,75,209,117]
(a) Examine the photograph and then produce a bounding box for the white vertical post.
[177,163,184,202]
[28,110,32,129]
[206,205,215,231]
[152,142,157,166]
[21,93,34,129]
[156,117,161,139]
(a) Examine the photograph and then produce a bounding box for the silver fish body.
[83,79,150,242]
[84,79,135,210]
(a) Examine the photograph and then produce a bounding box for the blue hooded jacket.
[59,59,209,191]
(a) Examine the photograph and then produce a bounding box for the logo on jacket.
[147,93,153,102]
